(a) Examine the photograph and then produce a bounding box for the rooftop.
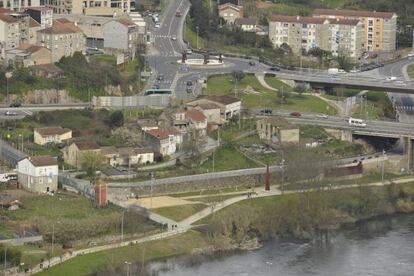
[73,140,100,150]
[146,129,175,140]
[29,17,41,27]
[0,13,17,23]
[218,3,243,12]
[258,117,298,130]
[38,19,82,34]
[35,127,71,137]
[16,44,46,54]
[328,18,360,26]
[270,15,326,24]
[116,18,136,27]
[313,8,395,19]
[27,155,58,167]
[185,110,206,122]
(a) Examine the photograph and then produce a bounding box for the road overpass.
[268,71,414,93]
[281,114,414,169]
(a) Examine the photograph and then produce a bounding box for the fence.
[92,94,171,109]
[59,174,94,198]
[108,166,281,188]
[0,138,26,166]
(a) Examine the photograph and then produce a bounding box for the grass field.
[351,103,379,119]
[205,74,337,114]
[184,18,205,49]
[407,64,414,79]
[37,231,211,276]
[151,203,207,221]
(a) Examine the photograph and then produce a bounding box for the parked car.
[315,113,328,119]
[186,48,192,55]
[269,66,280,71]
[9,102,21,107]
[260,109,273,114]
[290,112,302,117]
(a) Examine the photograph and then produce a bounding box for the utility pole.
[381,149,386,184]
[196,26,199,49]
[3,246,6,276]
[121,211,124,243]
[51,224,55,257]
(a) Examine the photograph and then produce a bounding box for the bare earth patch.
[127,196,196,209]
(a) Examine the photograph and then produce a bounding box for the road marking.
[21,110,33,116]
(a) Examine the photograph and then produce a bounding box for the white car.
[386,76,397,81]
[394,81,407,86]
[171,35,177,41]
[4,111,18,116]
[154,23,160,28]
[186,48,192,54]
[316,114,328,119]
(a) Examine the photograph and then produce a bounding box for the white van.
[348,117,366,127]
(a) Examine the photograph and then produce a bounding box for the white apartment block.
[269,15,364,59]
[0,0,40,11]
[313,9,397,52]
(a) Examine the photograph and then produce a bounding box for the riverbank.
[35,181,414,275]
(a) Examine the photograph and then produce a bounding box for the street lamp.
[5,72,12,105]
[124,261,132,276]
[196,26,199,49]
[381,149,386,184]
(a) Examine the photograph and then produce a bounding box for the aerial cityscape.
[0,0,414,275]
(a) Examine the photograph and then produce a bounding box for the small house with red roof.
[145,129,182,156]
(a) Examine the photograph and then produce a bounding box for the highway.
[0,103,90,120]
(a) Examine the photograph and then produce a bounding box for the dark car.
[156,74,164,81]
[290,112,302,117]
[186,81,193,86]
[186,87,193,93]
[9,102,21,107]
[248,61,256,66]
[269,66,280,72]
[260,109,273,114]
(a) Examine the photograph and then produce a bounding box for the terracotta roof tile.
[73,140,100,150]
[28,155,58,167]
[185,110,206,122]
[116,18,136,27]
[146,129,174,140]
[38,19,83,34]
[218,3,243,12]
[0,13,17,23]
[35,127,71,137]
[313,9,395,19]
[270,15,326,24]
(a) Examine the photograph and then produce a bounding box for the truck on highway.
[348,117,366,127]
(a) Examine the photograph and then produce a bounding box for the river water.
[155,214,414,276]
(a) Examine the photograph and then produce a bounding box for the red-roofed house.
[6,43,52,66]
[173,109,207,136]
[145,129,181,156]
[37,19,86,62]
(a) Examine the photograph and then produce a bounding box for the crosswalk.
[152,34,175,39]
[395,105,414,111]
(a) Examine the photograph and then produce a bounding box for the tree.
[336,52,352,71]
[108,110,124,127]
[231,70,245,83]
[81,151,105,179]
[182,129,203,168]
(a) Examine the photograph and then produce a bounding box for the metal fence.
[108,166,281,188]
[0,138,26,166]
[92,94,171,109]
[59,174,94,198]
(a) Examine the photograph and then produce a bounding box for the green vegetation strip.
[408,64,414,80]
[37,231,209,276]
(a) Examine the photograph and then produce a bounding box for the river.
[154,214,414,276]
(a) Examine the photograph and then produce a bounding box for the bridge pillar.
[404,138,414,171]
[341,130,353,142]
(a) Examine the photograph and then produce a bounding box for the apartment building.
[268,15,327,54]
[26,6,53,28]
[37,18,85,62]
[0,12,30,58]
[327,18,364,58]
[313,9,397,52]
[0,0,40,11]
[43,0,131,15]
[269,15,364,58]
